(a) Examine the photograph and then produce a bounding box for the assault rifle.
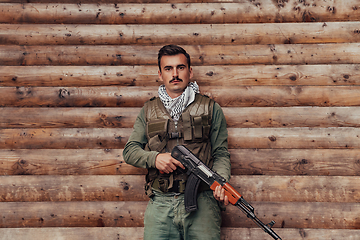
[171,145,282,240]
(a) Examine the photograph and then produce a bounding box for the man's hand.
[213,185,229,206]
[155,153,185,174]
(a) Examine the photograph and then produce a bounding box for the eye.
[178,66,185,70]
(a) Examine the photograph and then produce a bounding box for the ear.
[158,69,164,83]
[189,67,193,80]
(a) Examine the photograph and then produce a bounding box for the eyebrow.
[164,64,187,69]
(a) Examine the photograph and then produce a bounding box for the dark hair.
[158,45,191,71]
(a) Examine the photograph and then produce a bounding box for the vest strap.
[182,111,193,141]
[193,116,203,139]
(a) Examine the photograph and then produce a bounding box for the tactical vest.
[144,93,214,196]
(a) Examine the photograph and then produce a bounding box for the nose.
[172,68,178,78]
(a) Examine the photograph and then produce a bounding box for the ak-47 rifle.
[171,145,282,240]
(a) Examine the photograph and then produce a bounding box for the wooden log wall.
[1,0,360,239]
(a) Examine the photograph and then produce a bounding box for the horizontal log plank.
[0,86,157,107]
[2,127,360,149]
[0,128,132,149]
[1,227,360,240]
[0,66,159,87]
[230,176,360,203]
[1,1,360,23]
[1,43,360,66]
[1,64,360,87]
[1,148,360,176]
[0,201,147,228]
[1,175,360,203]
[228,127,360,149]
[2,22,360,45]
[0,107,139,128]
[2,86,360,107]
[222,228,360,240]
[0,227,143,240]
[223,202,360,229]
[0,149,146,175]
[0,175,147,202]
[230,149,360,176]
[3,107,360,129]
[224,107,360,128]
[199,86,360,107]
[0,201,359,229]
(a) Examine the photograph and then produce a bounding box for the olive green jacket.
[123,101,231,181]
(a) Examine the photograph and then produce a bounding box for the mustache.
[169,76,183,83]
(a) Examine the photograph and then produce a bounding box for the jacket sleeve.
[210,102,231,182]
[122,107,158,169]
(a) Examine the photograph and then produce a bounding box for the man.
[123,45,231,240]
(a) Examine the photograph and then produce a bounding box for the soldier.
[123,45,231,240]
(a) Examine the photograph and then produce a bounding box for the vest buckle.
[168,132,182,139]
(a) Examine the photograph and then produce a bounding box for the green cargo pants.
[144,190,222,240]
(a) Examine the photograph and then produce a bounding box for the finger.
[224,195,229,206]
[220,188,225,201]
[169,163,177,171]
[173,159,185,169]
[213,186,219,199]
[216,186,222,199]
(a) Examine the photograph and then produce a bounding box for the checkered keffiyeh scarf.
[158,82,200,122]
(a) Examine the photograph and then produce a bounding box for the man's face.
[158,54,193,99]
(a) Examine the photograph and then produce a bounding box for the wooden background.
[1,0,360,239]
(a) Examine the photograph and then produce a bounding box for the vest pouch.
[146,119,169,152]
[190,115,211,142]
[147,135,162,151]
[147,119,169,139]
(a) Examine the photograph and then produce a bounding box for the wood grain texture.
[2,127,360,149]
[2,22,360,45]
[0,107,139,128]
[0,227,144,240]
[230,149,360,176]
[0,149,360,176]
[2,86,360,107]
[0,175,147,202]
[0,201,359,229]
[1,0,360,236]
[222,228,360,240]
[0,175,359,203]
[0,128,132,149]
[0,149,146,175]
[1,64,360,87]
[228,127,360,149]
[1,1,360,23]
[3,106,360,129]
[2,43,360,66]
[2,227,360,240]
[1,149,360,176]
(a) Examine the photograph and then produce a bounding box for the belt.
[167,180,184,193]
[153,178,211,194]
[152,177,186,194]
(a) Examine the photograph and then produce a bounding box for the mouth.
[170,77,183,83]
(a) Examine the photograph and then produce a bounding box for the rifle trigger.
[266,220,275,228]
